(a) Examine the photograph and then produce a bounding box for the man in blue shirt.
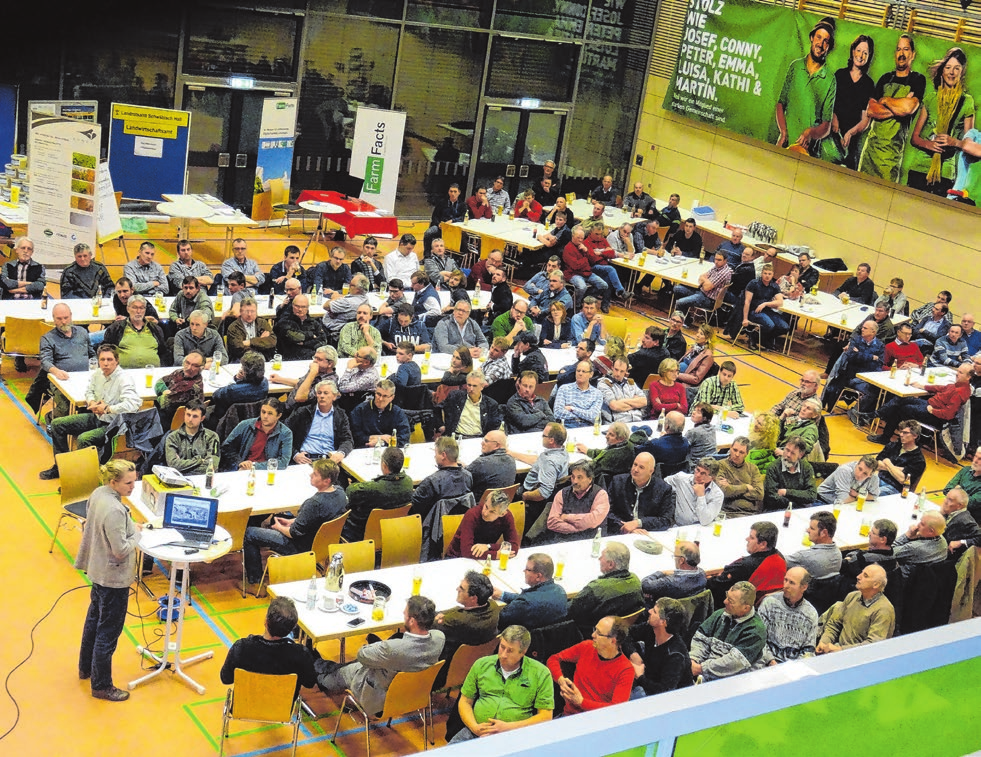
[741,264,787,350]
[716,227,746,268]
[493,553,568,630]
[349,380,411,448]
[285,380,354,464]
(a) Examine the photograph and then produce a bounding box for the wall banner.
[27,111,99,265]
[351,107,406,213]
[664,0,981,204]
[252,98,297,221]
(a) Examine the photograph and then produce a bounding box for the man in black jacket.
[628,326,671,385]
[285,380,354,464]
[511,331,549,383]
[504,371,554,434]
[606,452,675,534]
[440,370,502,438]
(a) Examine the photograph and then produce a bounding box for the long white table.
[342,416,751,485]
[268,493,924,646]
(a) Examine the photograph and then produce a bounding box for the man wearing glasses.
[491,299,532,341]
[493,554,568,630]
[348,380,411,448]
[274,294,328,361]
[754,246,779,277]
[275,278,304,320]
[547,615,634,714]
[221,239,265,295]
[771,370,822,421]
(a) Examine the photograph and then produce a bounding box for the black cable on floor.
[0,585,89,743]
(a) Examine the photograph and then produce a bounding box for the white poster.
[351,106,405,213]
[27,111,99,265]
[95,162,123,245]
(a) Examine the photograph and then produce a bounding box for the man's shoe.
[14,357,27,372]
[92,686,130,702]
[600,304,611,314]
[866,434,888,444]
[79,669,90,680]
[39,465,60,480]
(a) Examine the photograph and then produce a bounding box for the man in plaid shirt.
[770,370,822,422]
[694,360,744,414]
[674,251,731,317]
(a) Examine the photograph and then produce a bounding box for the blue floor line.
[0,380,51,443]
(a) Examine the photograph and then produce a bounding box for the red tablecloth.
[296,189,400,239]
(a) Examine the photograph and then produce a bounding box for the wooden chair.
[215,506,253,598]
[170,406,186,431]
[48,447,101,555]
[477,483,521,509]
[331,660,445,757]
[328,540,375,574]
[311,511,350,573]
[642,375,658,392]
[220,670,301,757]
[257,551,316,598]
[380,514,422,568]
[1,316,47,371]
[535,380,556,400]
[617,607,648,626]
[439,635,501,696]
[441,514,465,558]
[507,500,525,539]
[690,285,731,327]
[361,503,412,556]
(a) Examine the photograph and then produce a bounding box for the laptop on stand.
[163,493,220,550]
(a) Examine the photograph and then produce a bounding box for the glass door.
[472,106,565,199]
[182,86,270,211]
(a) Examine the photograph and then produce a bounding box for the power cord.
[0,585,89,743]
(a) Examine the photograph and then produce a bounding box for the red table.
[296,189,399,239]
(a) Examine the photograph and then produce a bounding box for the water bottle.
[306,574,318,611]
[372,438,384,465]
[205,459,215,490]
[591,528,602,558]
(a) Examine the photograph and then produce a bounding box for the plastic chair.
[362,503,412,556]
[380,514,422,568]
[691,285,730,327]
[439,635,500,695]
[311,511,350,573]
[48,447,101,554]
[507,500,525,539]
[215,506,253,598]
[257,551,317,598]
[441,514,465,558]
[220,670,301,757]
[1,316,47,369]
[604,317,629,342]
[328,540,375,574]
[331,660,445,757]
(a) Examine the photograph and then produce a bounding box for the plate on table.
[634,539,665,555]
[428,354,452,372]
[349,579,393,604]
[339,602,361,615]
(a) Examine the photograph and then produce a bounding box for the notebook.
[162,493,219,549]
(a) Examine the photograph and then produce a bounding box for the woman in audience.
[778,264,805,301]
[444,490,520,559]
[677,324,715,401]
[747,411,781,473]
[541,301,573,348]
[442,269,470,312]
[648,358,688,417]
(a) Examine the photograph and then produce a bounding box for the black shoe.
[79,669,90,680]
[92,686,130,702]
[39,465,60,480]
[14,357,27,372]
[601,304,611,314]
[866,434,888,444]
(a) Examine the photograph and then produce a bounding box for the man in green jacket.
[568,541,644,635]
[340,446,414,542]
[574,422,635,482]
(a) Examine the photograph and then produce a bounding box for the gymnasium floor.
[0,218,957,756]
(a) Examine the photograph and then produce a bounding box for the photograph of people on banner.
[665,0,981,205]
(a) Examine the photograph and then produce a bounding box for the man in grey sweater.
[893,511,948,578]
[27,303,94,415]
[786,510,842,579]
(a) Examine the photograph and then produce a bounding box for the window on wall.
[293,15,399,196]
[493,0,589,40]
[60,11,180,157]
[485,37,578,102]
[564,44,648,197]
[406,0,490,29]
[392,27,488,216]
[586,0,658,47]
[308,0,404,20]
[185,7,300,79]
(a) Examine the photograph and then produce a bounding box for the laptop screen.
[163,493,219,533]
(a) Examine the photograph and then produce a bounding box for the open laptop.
[162,493,220,550]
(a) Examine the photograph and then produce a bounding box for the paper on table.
[140,528,186,549]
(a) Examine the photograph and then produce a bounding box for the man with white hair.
[441,370,502,439]
[29,303,95,416]
[173,310,226,366]
[2,236,47,367]
[567,542,644,635]
[938,487,981,559]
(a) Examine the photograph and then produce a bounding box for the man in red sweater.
[563,225,609,311]
[547,616,634,715]
[466,186,494,220]
[868,362,973,459]
[583,223,628,311]
[883,322,924,369]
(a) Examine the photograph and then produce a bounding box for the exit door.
[472,106,566,199]
[182,86,270,211]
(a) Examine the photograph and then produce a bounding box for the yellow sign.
[112,104,189,140]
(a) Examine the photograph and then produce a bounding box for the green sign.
[363,155,384,194]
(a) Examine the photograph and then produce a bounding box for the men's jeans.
[673,284,713,313]
[569,273,608,309]
[243,526,298,583]
[875,397,934,441]
[591,264,625,297]
[749,309,790,344]
[79,583,130,691]
[448,727,478,744]
[50,412,107,456]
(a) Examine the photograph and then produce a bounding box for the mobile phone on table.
[347,617,366,628]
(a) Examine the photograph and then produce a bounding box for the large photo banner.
[252,97,297,222]
[664,0,981,204]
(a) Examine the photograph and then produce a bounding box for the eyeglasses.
[592,626,615,638]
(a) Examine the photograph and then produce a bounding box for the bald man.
[466,429,517,503]
[607,452,675,534]
[892,511,947,577]
[816,565,894,653]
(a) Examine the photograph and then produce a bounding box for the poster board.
[351,107,406,213]
[107,103,190,202]
[26,111,99,265]
[252,97,297,221]
[95,162,123,244]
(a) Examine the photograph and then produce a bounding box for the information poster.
[107,103,190,202]
[252,97,297,221]
[95,162,123,244]
[27,111,99,265]
[664,0,981,202]
[28,100,98,123]
[351,106,406,213]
